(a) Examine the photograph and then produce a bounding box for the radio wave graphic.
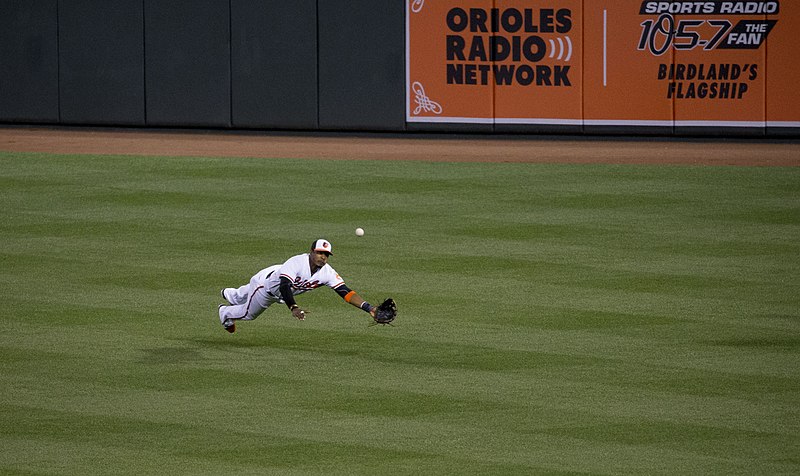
[548,36,573,61]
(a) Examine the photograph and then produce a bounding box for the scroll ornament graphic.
[411,0,425,13]
[412,81,442,115]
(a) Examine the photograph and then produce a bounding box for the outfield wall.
[1,0,798,137]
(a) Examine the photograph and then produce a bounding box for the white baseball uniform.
[218,253,346,323]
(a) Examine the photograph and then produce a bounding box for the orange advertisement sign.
[586,0,777,127]
[406,0,582,124]
[407,0,798,130]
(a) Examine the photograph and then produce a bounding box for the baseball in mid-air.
[355,227,365,237]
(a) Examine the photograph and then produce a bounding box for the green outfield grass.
[1,150,798,475]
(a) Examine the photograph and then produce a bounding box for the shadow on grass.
[175,328,608,373]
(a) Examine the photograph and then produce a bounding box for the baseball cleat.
[218,304,235,333]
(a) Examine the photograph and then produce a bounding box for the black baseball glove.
[372,298,397,325]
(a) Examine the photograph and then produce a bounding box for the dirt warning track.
[1,126,798,166]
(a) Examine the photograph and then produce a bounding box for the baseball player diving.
[217,239,396,333]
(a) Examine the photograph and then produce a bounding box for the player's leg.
[219,285,276,322]
[222,265,279,305]
[221,273,259,305]
[222,283,249,305]
[218,265,280,332]
[219,287,264,320]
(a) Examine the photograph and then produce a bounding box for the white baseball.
[355,227,364,237]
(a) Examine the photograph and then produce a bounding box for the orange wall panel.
[406,0,494,123]
[672,11,767,127]
[583,1,673,126]
[492,0,583,125]
[767,2,800,126]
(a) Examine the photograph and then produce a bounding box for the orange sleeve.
[343,290,356,303]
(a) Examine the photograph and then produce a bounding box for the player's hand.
[291,307,307,320]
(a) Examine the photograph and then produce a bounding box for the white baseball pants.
[219,264,281,322]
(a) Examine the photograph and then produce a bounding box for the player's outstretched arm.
[335,286,396,325]
[335,286,376,318]
[347,291,377,318]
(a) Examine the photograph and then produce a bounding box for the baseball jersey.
[264,253,345,297]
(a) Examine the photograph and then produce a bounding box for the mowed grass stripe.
[0,151,798,474]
